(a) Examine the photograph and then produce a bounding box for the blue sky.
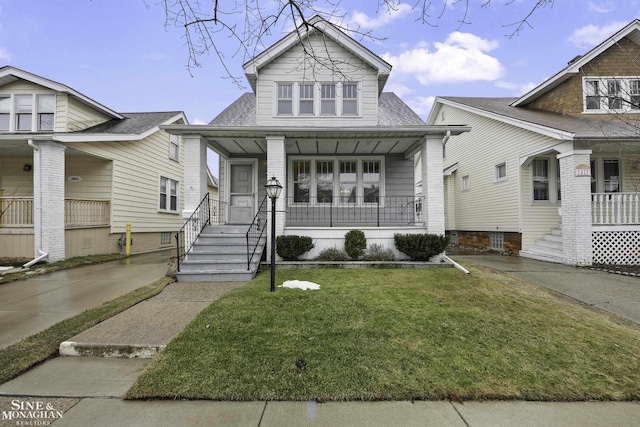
[1,1,638,176]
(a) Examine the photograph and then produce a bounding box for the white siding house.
[429,20,640,266]
[0,66,188,262]
[166,16,469,281]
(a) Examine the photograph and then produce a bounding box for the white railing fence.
[0,197,109,228]
[591,193,640,225]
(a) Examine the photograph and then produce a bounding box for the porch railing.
[592,193,640,225]
[210,198,226,225]
[0,197,109,227]
[246,195,268,270]
[175,194,210,272]
[286,195,424,227]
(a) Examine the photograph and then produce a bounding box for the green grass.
[126,267,640,402]
[0,276,172,385]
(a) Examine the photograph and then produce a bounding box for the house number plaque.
[574,164,591,177]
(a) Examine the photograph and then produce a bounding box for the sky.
[1,1,639,177]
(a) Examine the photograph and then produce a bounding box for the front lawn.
[127,267,640,401]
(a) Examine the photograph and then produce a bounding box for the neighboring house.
[0,66,188,263]
[206,168,220,222]
[165,16,469,281]
[428,20,640,266]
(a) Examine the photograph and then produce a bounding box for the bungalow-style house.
[165,16,469,281]
[428,20,640,266]
[0,66,188,263]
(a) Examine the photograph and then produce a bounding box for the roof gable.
[0,66,123,119]
[512,19,640,107]
[242,16,392,93]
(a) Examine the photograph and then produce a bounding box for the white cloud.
[587,1,614,13]
[0,47,10,62]
[381,32,503,85]
[349,3,413,30]
[568,21,628,49]
[192,118,207,125]
[385,82,413,97]
[495,80,538,96]
[407,96,436,120]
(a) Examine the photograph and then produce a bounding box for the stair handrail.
[175,193,210,272]
[246,195,268,270]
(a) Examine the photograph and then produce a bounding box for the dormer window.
[275,82,359,117]
[320,84,336,115]
[583,77,640,113]
[277,83,293,115]
[0,93,56,132]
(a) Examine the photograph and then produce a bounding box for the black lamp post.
[265,176,282,292]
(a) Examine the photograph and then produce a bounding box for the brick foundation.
[448,230,522,255]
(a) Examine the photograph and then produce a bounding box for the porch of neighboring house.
[0,196,111,258]
[521,149,640,266]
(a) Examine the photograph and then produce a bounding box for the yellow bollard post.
[125,222,132,257]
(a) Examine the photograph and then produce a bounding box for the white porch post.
[266,135,286,261]
[422,136,445,235]
[558,150,593,266]
[182,135,208,217]
[31,140,66,262]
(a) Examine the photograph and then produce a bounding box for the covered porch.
[170,124,469,265]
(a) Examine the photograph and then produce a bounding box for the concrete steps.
[520,226,564,264]
[175,225,266,282]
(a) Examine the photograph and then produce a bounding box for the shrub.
[363,243,396,261]
[344,230,367,259]
[393,233,449,261]
[316,247,350,261]
[276,235,314,261]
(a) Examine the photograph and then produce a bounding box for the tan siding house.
[0,66,188,262]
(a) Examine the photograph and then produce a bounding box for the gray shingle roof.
[440,97,639,138]
[209,92,424,127]
[80,112,183,134]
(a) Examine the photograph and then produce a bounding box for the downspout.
[23,139,49,268]
[440,131,466,272]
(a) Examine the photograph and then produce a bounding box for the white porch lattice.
[592,229,640,265]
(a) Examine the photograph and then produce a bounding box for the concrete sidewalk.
[1,254,640,426]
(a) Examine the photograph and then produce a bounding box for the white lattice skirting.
[593,231,640,265]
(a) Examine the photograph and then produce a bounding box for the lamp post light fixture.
[265,176,283,292]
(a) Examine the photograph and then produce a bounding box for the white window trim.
[168,134,180,162]
[274,81,361,118]
[583,76,640,114]
[288,156,384,206]
[590,156,622,193]
[530,157,561,204]
[461,174,470,191]
[494,162,507,183]
[0,93,56,132]
[158,174,180,214]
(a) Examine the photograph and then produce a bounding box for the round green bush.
[344,230,366,260]
[393,233,449,261]
[276,235,314,261]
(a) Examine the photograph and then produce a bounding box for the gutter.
[23,139,49,268]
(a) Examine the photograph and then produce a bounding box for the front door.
[229,163,255,224]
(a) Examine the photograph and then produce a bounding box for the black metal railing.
[286,195,424,227]
[246,195,268,270]
[210,198,226,225]
[175,194,210,272]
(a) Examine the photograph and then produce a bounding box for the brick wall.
[453,230,522,255]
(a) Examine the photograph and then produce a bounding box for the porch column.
[421,136,445,235]
[558,150,593,266]
[182,135,208,217]
[266,135,286,261]
[31,140,66,262]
